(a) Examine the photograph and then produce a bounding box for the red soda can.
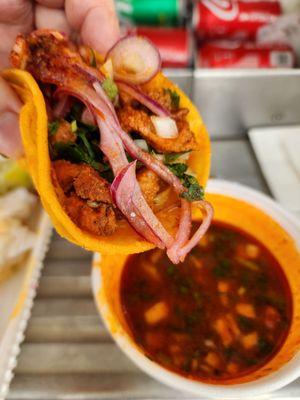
[198,40,295,68]
[123,26,192,68]
[194,0,282,40]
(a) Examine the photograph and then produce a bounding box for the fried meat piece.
[146,89,173,111]
[52,160,112,203]
[50,120,76,145]
[73,166,112,204]
[10,30,82,86]
[64,194,117,236]
[137,168,161,207]
[52,160,117,236]
[117,105,198,153]
[10,29,103,90]
[52,160,81,192]
[118,86,198,153]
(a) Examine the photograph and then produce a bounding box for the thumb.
[65,0,120,55]
[0,77,23,159]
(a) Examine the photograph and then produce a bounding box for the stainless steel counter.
[7,138,297,400]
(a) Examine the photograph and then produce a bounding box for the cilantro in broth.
[213,259,232,278]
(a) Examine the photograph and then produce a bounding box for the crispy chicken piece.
[52,160,81,192]
[118,87,198,153]
[146,89,173,111]
[52,160,117,236]
[137,168,161,207]
[52,160,112,204]
[119,88,173,111]
[51,165,69,204]
[64,194,117,236]
[50,120,76,145]
[73,166,112,204]
[11,30,82,86]
[10,29,102,88]
[117,105,198,153]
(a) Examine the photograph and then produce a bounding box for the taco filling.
[10,30,213,264]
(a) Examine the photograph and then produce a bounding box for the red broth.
[120,222,292,382]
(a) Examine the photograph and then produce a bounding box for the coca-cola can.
[194,0,282,40]
[198,40,295,68]
[122,26,192,68]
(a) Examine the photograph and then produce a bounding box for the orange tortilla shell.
[2,68,210,254]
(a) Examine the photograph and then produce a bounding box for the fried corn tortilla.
[2,32,211,256]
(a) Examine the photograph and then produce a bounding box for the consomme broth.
[120,222,293,382]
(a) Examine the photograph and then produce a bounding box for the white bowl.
[92,179,300,399]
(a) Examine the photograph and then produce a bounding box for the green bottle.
[116,0,184,26]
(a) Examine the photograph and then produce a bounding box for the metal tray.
[193,69,300,139]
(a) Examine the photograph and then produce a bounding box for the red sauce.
[120,222,292,381]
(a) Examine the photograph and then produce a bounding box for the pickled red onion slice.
[117,81,170,117]
[111,161,173,249]
[106,36,161,84]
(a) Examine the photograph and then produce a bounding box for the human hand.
[0,0,120,158]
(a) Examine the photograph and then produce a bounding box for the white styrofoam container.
[0,207,52,400]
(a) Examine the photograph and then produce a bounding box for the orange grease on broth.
[120,222,293,383]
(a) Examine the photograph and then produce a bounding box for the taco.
[4,29,212,263]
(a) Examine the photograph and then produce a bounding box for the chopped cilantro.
[167,264,175,275]
[224,347,235,360]
[167,162,187,177]
[52,142,100,171]
[182,174,198,188]
[213,259,232,277]
[237,316,254,332]
[181,183,204,202]
[245,357,259,367]
[258,338,273,356]
[71,120,77,133]
[193,291,202,306]
[165,162,204,202]
[185,312,199,325]
[48,120,60,136]
[165,88,180,109]
[164,151,190,164]
[179,285,189,295]
[102,78,118,102]
[77,130,95,159]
